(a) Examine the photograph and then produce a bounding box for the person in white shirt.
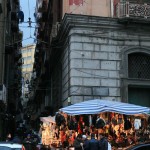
[134,118,141,130]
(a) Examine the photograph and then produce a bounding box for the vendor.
[78,116,85,134]
[134,117,141,130]
[96,114,106,134]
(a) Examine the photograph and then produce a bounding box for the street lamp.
[68,97,71,106]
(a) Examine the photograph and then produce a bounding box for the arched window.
[128,53,150,79]
[121,47,150,105]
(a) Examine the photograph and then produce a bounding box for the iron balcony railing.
[116,2,150,19]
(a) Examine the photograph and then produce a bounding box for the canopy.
[40,116,56,124]
[59,99,150,115]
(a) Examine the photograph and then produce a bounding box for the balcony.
[116,2,150,21]
[15,50,22,61]
[11,21,19,32]
[37,0,48,12]
[14,0,19,5]
[11,12,19,21]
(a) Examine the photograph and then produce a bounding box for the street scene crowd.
[2,111,150,150]
[39,112,150,150]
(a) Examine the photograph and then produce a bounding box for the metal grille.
[116,1,150,19]
[128,53,150,79]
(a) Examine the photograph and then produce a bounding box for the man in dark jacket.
[73,134,83,150]
[12,134,22,144]
[87,133,99,150]
[82,135,89,150]
[98,133,108,150]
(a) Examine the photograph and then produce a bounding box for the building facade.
[33,0,150,113]
[63,0,111,17]
[21,44,35,107]
[53,14,150,107]
[0,0,23,139]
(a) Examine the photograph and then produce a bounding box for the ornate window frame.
[120,46,150,102]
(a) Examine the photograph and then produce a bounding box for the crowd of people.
[41,112,150,150]
[73,133,110,150]
[5,127,41,150]
[3,111,150,150]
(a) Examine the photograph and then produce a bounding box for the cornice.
[54,13,150,46]
[57,14,121,41]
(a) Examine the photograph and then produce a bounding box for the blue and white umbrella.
[60,99,150,115]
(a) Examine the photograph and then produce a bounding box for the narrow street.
[0,0,150,150]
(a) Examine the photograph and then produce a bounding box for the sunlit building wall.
[21,44,35,105]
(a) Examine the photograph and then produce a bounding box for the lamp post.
[68,97,71,106]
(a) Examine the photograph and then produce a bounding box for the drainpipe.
[1,0,6,84]
[68,38,71,106]
[110,0,114,18]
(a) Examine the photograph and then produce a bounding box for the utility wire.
[3,23,148,47]
[28,0,31,19]
[0,20,36,23]
[19,25,36,29]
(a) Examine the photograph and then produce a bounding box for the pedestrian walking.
[23,134,36,150]
[82,135,89,150]
[73,134,83,150]
[12,133,22,144]
[6,133,12,142]
[87,133,99,150]
[98,133,108,150]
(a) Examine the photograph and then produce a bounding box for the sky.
[19,0,36,46]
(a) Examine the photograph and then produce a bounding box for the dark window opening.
[128,53,150,79]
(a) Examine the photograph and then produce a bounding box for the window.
[22,64,32,68]
[128,53,150,79]
[23,56,32,60]
[22,49,32,53]
[121,47,150,103]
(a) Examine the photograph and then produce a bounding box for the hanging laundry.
[18,10,24,22]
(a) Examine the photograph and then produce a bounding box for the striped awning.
[60,99,150,115]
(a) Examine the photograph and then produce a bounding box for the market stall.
[40,116,61,148]
[58,99,150,149]
[38,100,150,149]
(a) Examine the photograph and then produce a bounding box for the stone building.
[33,0,150,113]
[51,14,150,109]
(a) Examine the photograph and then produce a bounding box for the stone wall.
[55,14,150,106]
